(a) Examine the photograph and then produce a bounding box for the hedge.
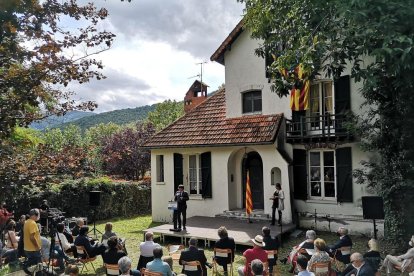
[7,177,151,222]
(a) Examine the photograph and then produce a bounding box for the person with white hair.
[70,218,84,237]
[328,227,353,265]
[363,239,381,272]
[280,229,316,268]
[118,256,133,275]
[380,235,414,275]
[347,252,375,276]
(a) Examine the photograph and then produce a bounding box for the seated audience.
[71,218,84,237]
[345,252,375,276]
[74,226,106,258]
[103,236,126,265]
[363,239,381,273]
[281,229,316,273]
[2,220,18,263]
[146,246,173,276]
[237,235,268,276]
[179,237,210,276]
[119,256,140,276]
[262,226,279,274]
[297,254,315,276]
[328,227,352,266]
[66,264,79,276]
[251,259,264,276]
[380,235,414,275]
[102,222,117,242]
[15,215,26,234]
[137,231,160,270]
[162,256,177,276]
[214,226,236,274]
[55,222,77,258]
[307,238,331,275]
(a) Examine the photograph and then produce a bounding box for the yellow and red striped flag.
[289,64,310,111]
[246,170,253,216]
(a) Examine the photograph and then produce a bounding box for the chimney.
[184,80,208,113]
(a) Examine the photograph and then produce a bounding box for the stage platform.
[144,216,296,248]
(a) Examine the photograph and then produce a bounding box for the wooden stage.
[144,216,296,248]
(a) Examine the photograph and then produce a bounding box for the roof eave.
[210,18,244,65]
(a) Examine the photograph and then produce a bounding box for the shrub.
[9,178,151,221]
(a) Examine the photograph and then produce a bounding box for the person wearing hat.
[237,235,268,276]
[380,235,414,275]
[173,184,189,231]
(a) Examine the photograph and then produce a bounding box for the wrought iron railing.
[286,114,351,142]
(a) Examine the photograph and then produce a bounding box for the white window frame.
[156,155,164,183]
[308,80,335,132]
[308,150,336,201]
[188,154,202,195]
[241,90,262,115]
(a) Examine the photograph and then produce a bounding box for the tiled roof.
[144,89,283,148]
[210,19,244,65]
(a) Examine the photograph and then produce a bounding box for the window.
[189,154,202,195]
[309,151,336,199]
[156,155,164,182]
[309,81,334,129]
[242,90,262,114]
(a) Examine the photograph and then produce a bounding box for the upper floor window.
[242,90,262,114]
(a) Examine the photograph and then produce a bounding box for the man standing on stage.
[174,184,189,231]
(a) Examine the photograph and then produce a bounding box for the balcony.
[286,114,353,144]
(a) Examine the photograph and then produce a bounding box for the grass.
[1,215,400,275]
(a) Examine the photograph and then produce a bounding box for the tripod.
[88,209,102,239]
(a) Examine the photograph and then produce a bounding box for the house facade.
[145,20,382,235]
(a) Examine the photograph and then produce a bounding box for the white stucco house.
[145,20,382,235]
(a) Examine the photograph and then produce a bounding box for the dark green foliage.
[55,104,157,131]
[6,177,151,220]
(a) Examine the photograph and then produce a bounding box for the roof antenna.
[195,61,207,84]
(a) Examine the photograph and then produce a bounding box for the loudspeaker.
[89,191,101,207]
[362,196,384,219]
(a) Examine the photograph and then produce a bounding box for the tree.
[146,100,184,132]
[0,0,116,139]
[101,123,155,180]
[239,0,414,246]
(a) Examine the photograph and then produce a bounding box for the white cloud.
[68,0,244,112]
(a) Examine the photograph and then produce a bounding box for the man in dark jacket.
[345,252,375,276]
[179,237,210,276]
[328,227,353,265]
[214,226,235,274]
[174,184,189,231]
[262,226,279,274]
[102,236,126,265]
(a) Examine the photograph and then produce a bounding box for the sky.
[69,0,245,113]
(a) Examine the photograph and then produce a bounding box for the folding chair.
[140,268,163,276]
[394,257,414,275]
[212,248,233,275]
[182,260,203,276]
[105,263,120,275]
[263,261,269,276]
[167,244,185,261]
[311,261,331,276]
[76,245,96,273]
[266,250,279,275]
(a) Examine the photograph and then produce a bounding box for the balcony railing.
[286,114,352,143]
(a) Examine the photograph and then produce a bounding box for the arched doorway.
[242,151,264,209]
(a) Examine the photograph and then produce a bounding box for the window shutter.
[201,152,212,198]
[173,153,183,192]
[334,75,351,114]
[293,149,307,200]
[336,147,353,203]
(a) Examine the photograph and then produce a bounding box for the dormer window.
[242,90,262,114]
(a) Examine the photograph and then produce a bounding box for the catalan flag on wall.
[280,63,310,111]
[246,170,253,216]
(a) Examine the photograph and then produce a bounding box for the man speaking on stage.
[173,184,189,231]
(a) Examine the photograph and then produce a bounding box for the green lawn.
[1,215,398,275]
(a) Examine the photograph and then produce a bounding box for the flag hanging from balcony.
[245,170,253,216]
[280,63,310,111]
